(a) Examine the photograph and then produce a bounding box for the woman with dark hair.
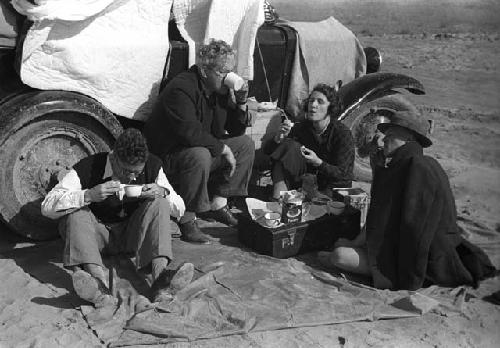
[264,83,355,200]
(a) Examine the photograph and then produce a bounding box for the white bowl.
[124,184,143,197]
[264,212,281,228]
[327,201,345,215]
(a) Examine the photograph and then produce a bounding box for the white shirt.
[41,154,185,220]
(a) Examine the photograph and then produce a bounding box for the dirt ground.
[1,0,500,347]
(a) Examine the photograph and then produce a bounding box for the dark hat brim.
[378,122,432,148]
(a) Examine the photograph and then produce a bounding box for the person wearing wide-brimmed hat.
[319,110,495,290]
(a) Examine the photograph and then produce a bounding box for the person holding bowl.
[264,83,355,200]
[41,128,190,309]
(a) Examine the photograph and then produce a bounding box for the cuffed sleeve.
[155,167,185,219]
[41,169,87,220]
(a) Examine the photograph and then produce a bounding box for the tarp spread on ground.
[11,0,264,120]
[284,17,367,119]
[81,251,464,347]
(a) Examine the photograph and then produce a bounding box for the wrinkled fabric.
[11,0,114,21]
[171,0,264,80]
[284,17,366,119]
[106,252,461,346]
[15,0,172,120]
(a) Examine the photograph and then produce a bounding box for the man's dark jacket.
[366,142,494,290]
[143,65,249,160]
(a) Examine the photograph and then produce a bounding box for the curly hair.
[114,128,148,165]
[198,39,235,72]
[304,83,342,118]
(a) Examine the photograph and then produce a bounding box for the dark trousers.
[164,135,255,212]
[270,138,308,189]
[58,197,173,270]
[270,138,351,190]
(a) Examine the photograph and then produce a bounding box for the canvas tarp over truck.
[284,17,367,119]
[10,0,264,120]
[0,0,20,48]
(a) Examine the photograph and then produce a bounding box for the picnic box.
[238,206,360,259]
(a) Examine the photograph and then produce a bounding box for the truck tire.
[0,91,122,240]
[343,94,419,182]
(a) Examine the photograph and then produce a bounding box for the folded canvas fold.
[15,0,172,120]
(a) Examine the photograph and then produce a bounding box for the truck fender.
[337,72,425,121]
[0,90,122,143]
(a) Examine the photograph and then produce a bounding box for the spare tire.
[342,94,420,182]
[0,90,122,240]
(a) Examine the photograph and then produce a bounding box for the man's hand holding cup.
[224,72,248,106]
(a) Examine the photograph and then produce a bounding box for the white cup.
[224,72,245,91]
[264,212,281,228]
[124,184,143,197]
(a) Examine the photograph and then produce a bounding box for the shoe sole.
[72,270,100,303]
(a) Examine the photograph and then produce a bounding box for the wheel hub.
[13,129,97,208]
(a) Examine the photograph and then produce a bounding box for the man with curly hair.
[144,39,255,244]
[42,128,191,308]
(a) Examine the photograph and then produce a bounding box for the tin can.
[281,197,303,224]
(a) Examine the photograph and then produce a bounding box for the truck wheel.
[343,94,419,182]
[0,91,122,240]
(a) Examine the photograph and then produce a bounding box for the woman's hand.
[300,146,323,167]
[274,120,293,143]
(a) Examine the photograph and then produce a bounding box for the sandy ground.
[1,0,500,347]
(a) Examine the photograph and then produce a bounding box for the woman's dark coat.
[366,142,494,290]
[263,120,355,189]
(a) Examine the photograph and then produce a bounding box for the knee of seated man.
[181,147,212,169]
[61,207,93,224]
[144,196,171,213]
[236,135,256,160]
